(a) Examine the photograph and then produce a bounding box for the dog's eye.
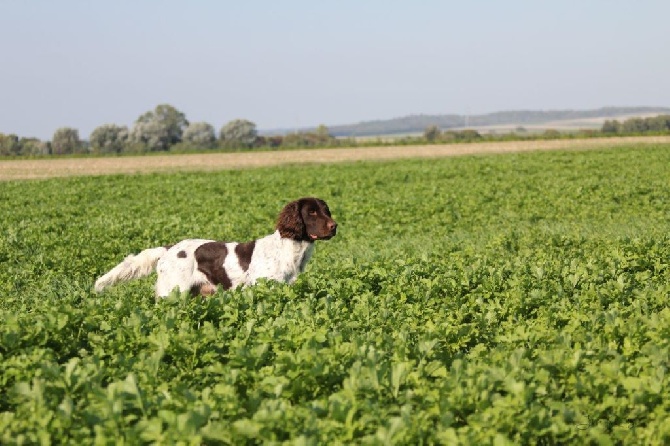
[308,210,317,216]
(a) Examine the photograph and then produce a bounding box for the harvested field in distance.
[1,135,670,181]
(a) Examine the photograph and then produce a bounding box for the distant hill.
[262,107,670,137]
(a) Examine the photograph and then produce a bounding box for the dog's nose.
[328,221,337,231]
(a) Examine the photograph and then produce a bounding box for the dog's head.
[277,197,337,242]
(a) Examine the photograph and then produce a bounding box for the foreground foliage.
[1,144,670,444]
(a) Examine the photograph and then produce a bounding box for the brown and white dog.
[94,197,337,297]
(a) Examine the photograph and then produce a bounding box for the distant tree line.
[423,126,483,143]
[3,106,670,158]
[417,114,670,146]
[329,107,670,137]
[0,104,341,157]
[601,115,670,134]
[421,126,576,143]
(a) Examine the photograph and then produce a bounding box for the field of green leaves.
[1,143,670,444]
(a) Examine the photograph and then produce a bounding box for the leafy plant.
[1,144,670,443]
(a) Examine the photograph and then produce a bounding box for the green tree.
[543,129,561,139]
[601,120,621,134]
[90,124,129,154]
[646,115,670,132]
[308,125,336,146]
[315,124,332,140]
[182,122,216,148]
[458,129,481,140]
[0,133,21,156]
[19,138,49,155]
[130,121,170,151]
[131,104,189,151]
[51,127,83,154]
[219,119,258,148]
[621,117,647,134]
[423,125,441,142]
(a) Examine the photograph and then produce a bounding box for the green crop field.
[1,144,670,444]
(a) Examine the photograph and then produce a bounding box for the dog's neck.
[271,230,315,272]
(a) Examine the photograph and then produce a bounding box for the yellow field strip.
[1,135,669,181]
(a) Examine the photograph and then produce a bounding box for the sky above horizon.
[2,1,669,140]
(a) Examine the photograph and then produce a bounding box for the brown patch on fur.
[194,242,233,290]
[177,250,187,258]
[276,200,305,240]
[235,241,256,272]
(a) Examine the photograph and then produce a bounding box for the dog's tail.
[94,247,168,292]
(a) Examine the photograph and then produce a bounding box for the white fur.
[94,247,167,293]
[95,231,315,297]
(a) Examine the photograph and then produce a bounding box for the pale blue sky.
[1,1,669,140]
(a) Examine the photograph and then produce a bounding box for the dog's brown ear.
[276,200,305,240]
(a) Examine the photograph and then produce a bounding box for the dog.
[94,197,337,297]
